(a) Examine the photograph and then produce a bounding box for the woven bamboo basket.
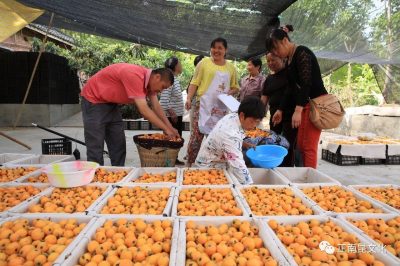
[136,145,180,167]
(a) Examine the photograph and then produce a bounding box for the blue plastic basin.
[246,145,288,168]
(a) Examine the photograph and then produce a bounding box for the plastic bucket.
[246,145,288,168]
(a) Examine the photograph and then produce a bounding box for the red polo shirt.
[81,63,152,104]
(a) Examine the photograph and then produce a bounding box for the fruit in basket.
[183,169,229,185]
[245,128,269,138]
[139,133,181,142]
[185,220,277,266]
[27,186,105,213]
[100,187,170,215]
[357,186,400,210]
[241,187,314,216]
[0,218,86,265]
[134,172,176,183]
[24,173,49,183]
[177,188,242,216]
[0,167,38,182]
[92,168,128,183]
[0,186,42,212]
[269,219,384,265]
[349,217,400,258]
[301,186,384,213]
[76,219,172,266]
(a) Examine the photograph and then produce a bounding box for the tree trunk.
[382,0,396,103]
[347,62,354,106]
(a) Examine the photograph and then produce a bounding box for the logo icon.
[319,241,335,255]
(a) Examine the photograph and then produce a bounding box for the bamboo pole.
[13,13,55,129]
[0,131,32,150]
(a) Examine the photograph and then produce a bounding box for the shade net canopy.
[18,0,295,60]
[16,0,400,103]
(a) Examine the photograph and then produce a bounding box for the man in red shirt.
[81,63,179,166]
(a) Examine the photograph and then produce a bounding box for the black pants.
[81,97,126,166]
[168,116,183,137]
[270,118,297,167]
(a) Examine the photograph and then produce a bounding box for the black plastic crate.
[42,138,72,155]
[183,121,190,131]
[322,148,360,166]
[360,158,385,165]
[140,121,150,130]
[129,121,141,130]
[386,155,400,165]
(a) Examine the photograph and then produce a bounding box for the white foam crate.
[91,184,176,217]
[176,217,290,266]
[90,166,136,185]
[7,155,74,167]
[57,216,179,266]
[0,213,97,265]
[262,215,399,266]
[235,185,322,217]
[296,183,395,217]
[350,184,400,214]
[240,168,291,186]
[0,153,36,166]
[276,167,340,186]
[0,164,43,183]
[126,167,181,185]
[337,213,400,263]
[171,185,249,218]
[9,184,113,215]
[180,167,235,186]
[0,184,52,216]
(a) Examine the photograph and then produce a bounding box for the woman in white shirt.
[159,56,185,164]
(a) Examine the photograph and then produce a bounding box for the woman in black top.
[266,26,328,168]
[261,53,297,166]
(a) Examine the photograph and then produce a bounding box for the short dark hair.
[248,57,262,71]
[164,56,179,72]
[211,37,228,49]
[152,68,174,85]
[238,96,266,119]
[194,55,204,66]
[265,25,294,53]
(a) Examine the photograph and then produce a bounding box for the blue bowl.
[246,145,288,168]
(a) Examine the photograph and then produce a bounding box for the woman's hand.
[185,98,192,110]
[272,110,283,126]
[242,141,256,150]
[228,88,239,96]
[292,109,302,128]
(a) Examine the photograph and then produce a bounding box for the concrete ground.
[1,113,399,186]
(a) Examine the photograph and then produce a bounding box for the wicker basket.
[136,145,180,167]
[133,134,184,167]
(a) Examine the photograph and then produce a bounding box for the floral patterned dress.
[195,113,253,184]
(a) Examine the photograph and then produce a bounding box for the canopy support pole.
[0,131,32,150]
[13,12,55,129]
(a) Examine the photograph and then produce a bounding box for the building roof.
[26,23,74,46]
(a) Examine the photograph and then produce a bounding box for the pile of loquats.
[185,219,278,266]
[0,218,86,266]
[100,187,170,215]
[0,186,42,212]
[93,169,129,183]
[77,219,172,266]
[245,128,269,138]
[241,187,314,216]
[139,133,181,142]
[133,172,176,183]
[24,173,49,183]
[177,188,243,216]
[27,186,105,213]
[357,187,400,210]
[301,186,384,213]
[0,167,38,182]
[349,217,400,258]
[183,170,229,185]
[268,219,385,266]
